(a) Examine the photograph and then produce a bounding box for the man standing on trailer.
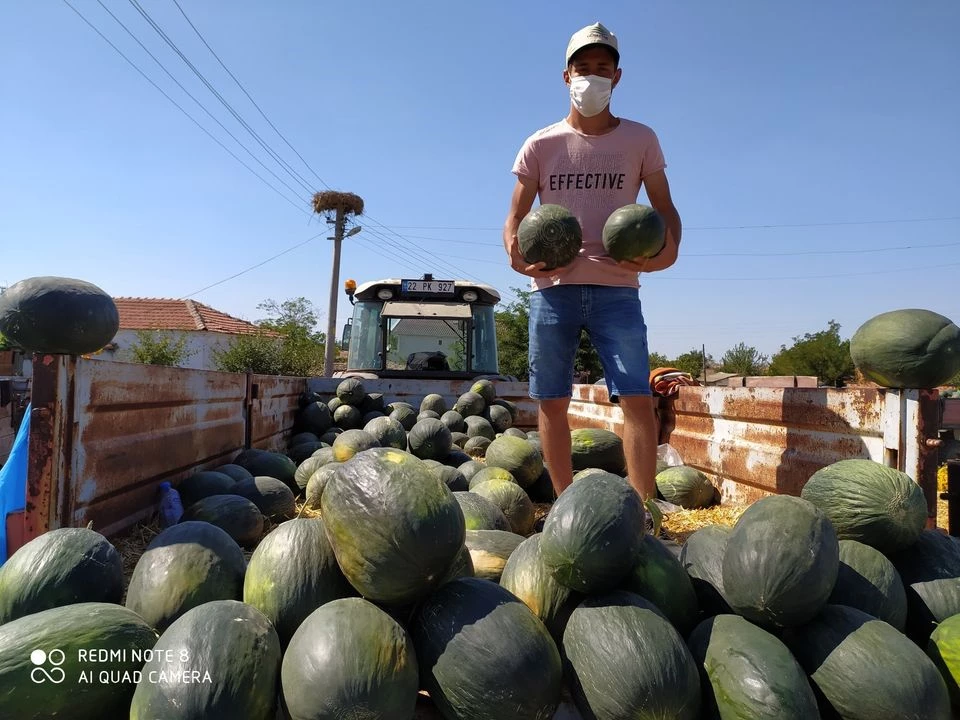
[502,22,682,502]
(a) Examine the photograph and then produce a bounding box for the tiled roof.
[113,298,274,336]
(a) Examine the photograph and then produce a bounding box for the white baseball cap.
[565,22,619,66]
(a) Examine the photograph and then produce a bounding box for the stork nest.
[312,190,364,215]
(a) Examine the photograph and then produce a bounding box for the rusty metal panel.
[0,399,13,466]
[248,374,307,452]
[943,398,960,429]
[307,377,539,430]
[65,360,247,538]
[23,354,74,546]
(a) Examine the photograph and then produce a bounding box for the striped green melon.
[783,604,951,719]
[484,435,544,488]
[464,529,526,581]
[828,539,908,631]
[722,495,839,629]
[470,478,535,536]
[517,204,583,271]
[281,597,419,720]
[889,529,960,643]
[619,534,699,636]
[927,613,960,708]
[242,518,355,648]
[0,603,158,720]
[655,465,715,509]
[411,577,562,720]
[850,308,960,388]
[454,491,511,531]
[129,600,281,720]
[0,527,123,624]
[601,203,666,261]
[800,458,927,553]
[688,614,819,719]
[563,590,700,720]
[678,525,733,618]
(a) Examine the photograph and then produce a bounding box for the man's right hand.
[507,236,562,278]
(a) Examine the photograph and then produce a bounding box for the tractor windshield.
[346,300,499,374]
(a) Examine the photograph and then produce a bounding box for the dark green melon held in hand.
[602,203,666,261]
[0,276,119,354]
[850,308,960,388]
[517,204,583,270]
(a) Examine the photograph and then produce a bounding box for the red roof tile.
[113,298,275,336]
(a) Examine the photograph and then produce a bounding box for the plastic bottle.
[158,481,184,528]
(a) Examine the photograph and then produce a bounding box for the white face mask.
[569,74,612,117]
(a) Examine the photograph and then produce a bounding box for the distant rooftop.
[113,297,272,335]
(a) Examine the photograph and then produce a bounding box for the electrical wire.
[61,0,310,216]
[169,0,332,192]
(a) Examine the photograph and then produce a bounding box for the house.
[96,298,274,371]
[390,318,463,368]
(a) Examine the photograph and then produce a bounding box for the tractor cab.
[336,274,511,380]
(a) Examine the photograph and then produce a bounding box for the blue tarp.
[0,403,30,565]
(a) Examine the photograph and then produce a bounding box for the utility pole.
[323,207,345,378]
[312,190,364,377]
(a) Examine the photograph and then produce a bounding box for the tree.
[127,330,192,367]
[673,348,714,378]
[495,288,532,381]
[720,342,768,376]
[213,297,326,376]
[494,288,605,382]
[0,331,13,351]
[648,351,670,370]
[768,320,855,386]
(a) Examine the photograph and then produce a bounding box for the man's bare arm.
[617,169,682,273]
[503,176,557,278]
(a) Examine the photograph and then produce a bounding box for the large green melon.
[363,415,409,450]
[231,475,296,521]
[828,539,908,631]
[411,577,562,720]
[563,590,701,720]
[679,525,733,618]
[927,613,960,708]
[0,276,119,354]
[464,529,526,582]
[470,478,535,536]
[688,614,819,720]
[540,471,645,593]
[800,458,927,553]
[889,529,960,643]
[0,602,158,720]
[783,604,951,719]
[408,418,454,460]
[517,203,583,271]
[484,434,544,487]
[655,465,715,509]
[500,533,583,642]
[0,527,123,624]
[180,493,265,548]
[619,534,700,636]
[281,597,419,720]
[320,447,465,605]
[570,428,626,474]
[721,495,839,629]
[850,308,960,388]
[125,521,246,632]
[177,470,237,508]
[129,600,281,720]
[601,203,666,261]
[242,518,355,648]
[454,491,511,531]
[130,600,281,720]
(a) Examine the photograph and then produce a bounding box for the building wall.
[98,330,238,371]
[395,334,459,366]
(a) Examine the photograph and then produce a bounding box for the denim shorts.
[528,284,652,402]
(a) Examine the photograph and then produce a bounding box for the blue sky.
[2,1,958,361]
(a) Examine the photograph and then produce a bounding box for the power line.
[648,260,960,282]
[180,232,327,298]
[93,0,310,209]
[383,215,960,232]
[169,0,331,192]
[61,0,309,216]
[126,0,316,197]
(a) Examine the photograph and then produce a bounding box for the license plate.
[401,279,455,295]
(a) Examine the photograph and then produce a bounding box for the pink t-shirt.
[511,118,667,290]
